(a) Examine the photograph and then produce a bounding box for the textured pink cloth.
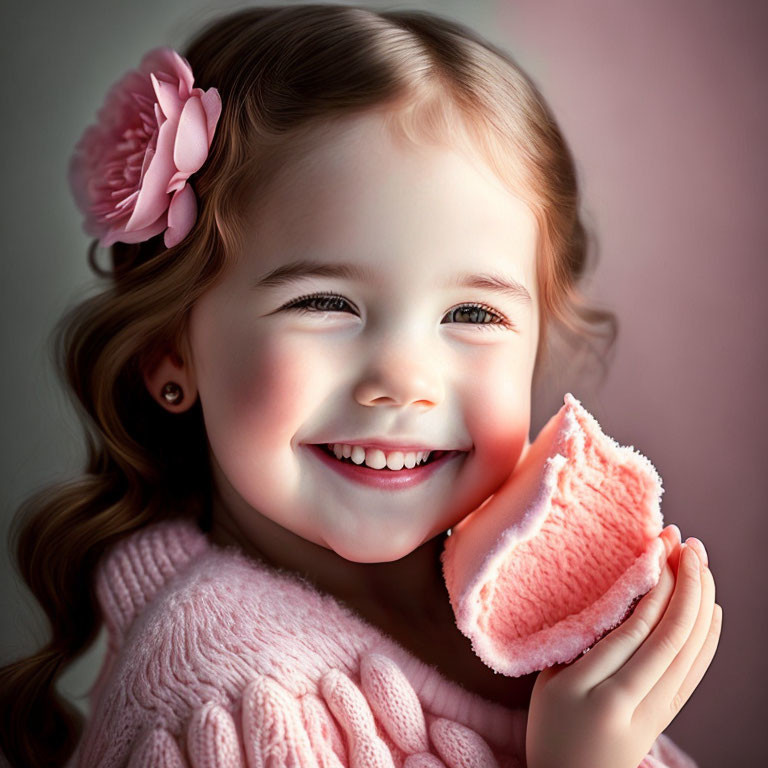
[442,393,668,677]
[66,519,699,767]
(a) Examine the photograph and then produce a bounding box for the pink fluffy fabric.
[441,392,667,677]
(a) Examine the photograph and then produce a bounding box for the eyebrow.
[253,259,533,305]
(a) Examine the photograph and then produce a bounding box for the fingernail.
[681,543,697,572]
[685,537,708,568]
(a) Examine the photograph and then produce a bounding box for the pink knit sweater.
[66,519,699,768]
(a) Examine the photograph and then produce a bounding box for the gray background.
[2,1,766,765]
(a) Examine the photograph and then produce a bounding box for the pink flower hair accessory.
[68,47,222,249]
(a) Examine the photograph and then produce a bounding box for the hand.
[525,525,722,768]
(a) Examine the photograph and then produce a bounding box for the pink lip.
[306,443,464,489]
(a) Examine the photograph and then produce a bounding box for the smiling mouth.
[316,443,451,469]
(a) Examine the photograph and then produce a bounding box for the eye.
[282,292,353,314]
[444,303,515,330]
[280,292,516,330]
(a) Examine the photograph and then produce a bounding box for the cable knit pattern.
[66,519,699,768]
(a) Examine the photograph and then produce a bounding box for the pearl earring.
[161,381,184,405]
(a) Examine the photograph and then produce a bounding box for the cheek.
[462,351,532,473]
[200,334,316,496]
[216,334,314,434]
[207,330,349,442]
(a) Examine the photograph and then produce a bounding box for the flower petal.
[102,212,166,247]
[126,113,177,231]
[139,47,195,97]
[200,87,223,144]
[168,49,196,96]
[151,72,185,121]
[68,46,213,248]
[164,185,197,247]
[174,96,210,174]
[167,169,190,194]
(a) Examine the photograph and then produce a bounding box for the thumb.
[658,524,682,567]
[537,660,570,682]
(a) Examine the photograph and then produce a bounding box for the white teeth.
[328,443,432,470]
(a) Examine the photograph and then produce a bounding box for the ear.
[142,348,198,413]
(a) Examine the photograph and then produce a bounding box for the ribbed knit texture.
[66,519,699,767]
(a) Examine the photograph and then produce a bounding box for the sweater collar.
[98,517,528,755]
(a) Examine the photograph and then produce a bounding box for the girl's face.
[186,112,540,563]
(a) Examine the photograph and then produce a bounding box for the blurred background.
[1,1,766,765]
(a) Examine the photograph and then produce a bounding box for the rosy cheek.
[467,356,528,418]
[224,339,296,411]
[462,361,531,465]
[225,335,330,434]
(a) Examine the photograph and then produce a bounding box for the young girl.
[0,5,719,767]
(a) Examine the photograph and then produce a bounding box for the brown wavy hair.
[0,4,617,766]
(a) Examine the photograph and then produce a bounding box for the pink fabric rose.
[68,47,222,248]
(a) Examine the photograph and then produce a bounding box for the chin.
[333,547,409,564]
[326,535,419,564]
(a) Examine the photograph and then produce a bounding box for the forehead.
[241,112,539,300]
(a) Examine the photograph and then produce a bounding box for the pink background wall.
[504,1,768,764]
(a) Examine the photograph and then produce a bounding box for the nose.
[353,341,444,408]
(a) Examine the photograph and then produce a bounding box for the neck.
[207,491,453,632]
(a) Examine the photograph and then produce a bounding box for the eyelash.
[280,291,516,331]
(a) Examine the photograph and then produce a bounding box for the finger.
[659,526,683,578]
[241,675,320,768]
[660,524,681,555]
[644,600,722,735]
[320,668,396,768]
[634,565,721,732]
[679,600,722,694]
[684,536,708,568]
[668,537,684,576]
[127,728,188,768]
[187,702,244,768]
[563,542,677,693]
[600,543,703,706]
